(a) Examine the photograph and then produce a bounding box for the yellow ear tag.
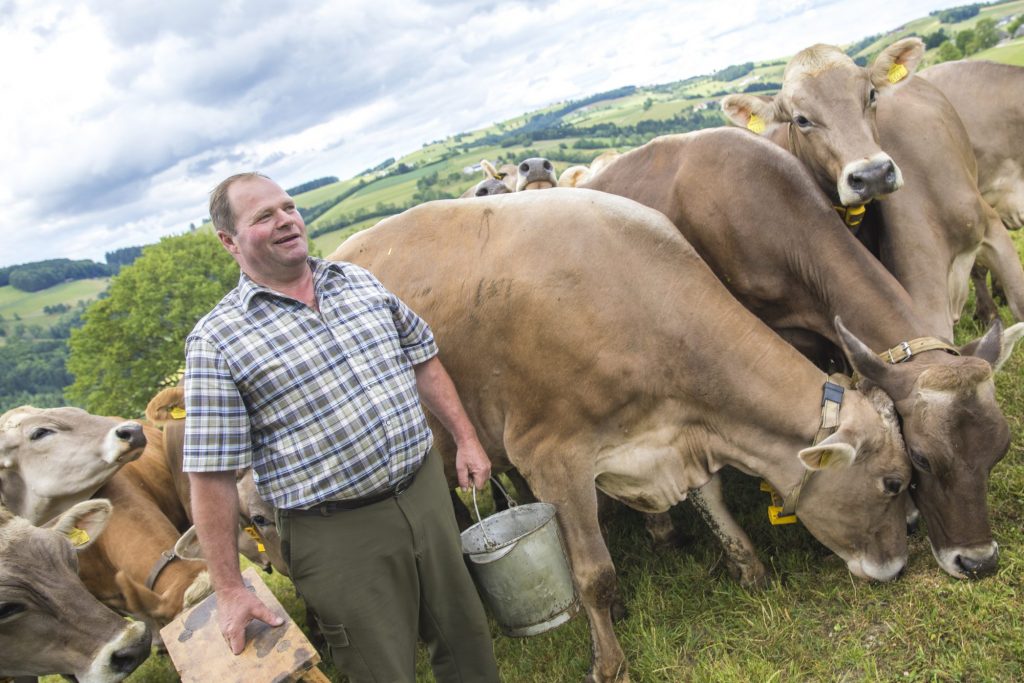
[768,506,799,526]
[887,62,909,84]
[747,113,766,134]
[66,527,91,547]
[243,525,266,553]
[169,406,186,420]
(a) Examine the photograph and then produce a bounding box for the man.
[183,172,500,682]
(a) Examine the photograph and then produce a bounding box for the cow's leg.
[642,511,691,550]
[977,215,1024,322]
[971,265,1000,323]
[689,474,769,589]
[525,463,629,683]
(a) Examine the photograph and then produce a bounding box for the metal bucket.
[460,481,579,637]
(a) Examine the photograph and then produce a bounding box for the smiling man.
[182,172,499,682]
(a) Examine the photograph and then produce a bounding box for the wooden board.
[160,567,323,683]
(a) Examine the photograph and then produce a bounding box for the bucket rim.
[460,501,558,554]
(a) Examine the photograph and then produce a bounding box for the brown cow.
[0,406,146,524]
[0,500,151,681]
[581,126,1023,580]
[144,386,276,572]
[919,59,1024,321]
[77,426,212,648]
[330,189,912,682]
[721,38,1024,333]
[920,60,1024,230]
[461,157,558,196]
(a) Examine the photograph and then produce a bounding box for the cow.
[558,150,621,188]
[0,406,147,525]
[460,159,517,197]
[329,189,913,682]
[461,157,558,197]
[77,425,212,649]
[919,60,1024,321]
[0,499,151,681]
[919,60,1024,231]
[721,38,1024,334]
[580,126,1023,581]
[144,386,277,572]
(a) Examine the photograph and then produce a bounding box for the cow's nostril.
[848,174,865,191]
[955,551,999,579]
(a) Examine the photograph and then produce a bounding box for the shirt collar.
[237,257,349,310]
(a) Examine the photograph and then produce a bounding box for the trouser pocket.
[317,620,376,683]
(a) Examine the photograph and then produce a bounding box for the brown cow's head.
[788,379,911,582]
[846,320,1024,579]
[722,37,924,207]
[515,157,558,191]
[0,500,151,681]
[0,407,147,525]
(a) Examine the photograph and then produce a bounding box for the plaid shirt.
[182,258,438,510]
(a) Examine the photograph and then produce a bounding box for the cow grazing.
[919,60,1024,321]
[77,426,212,648]
[581,126,1023,580]
[330,189,912,682]
[0,500,151,681]
[722,38,1024,333]
[0,406,147,525]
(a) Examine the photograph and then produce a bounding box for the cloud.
[0,0,968,267]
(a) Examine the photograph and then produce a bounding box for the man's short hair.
[209,172,270,235]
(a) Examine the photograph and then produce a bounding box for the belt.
[286,468,419,517]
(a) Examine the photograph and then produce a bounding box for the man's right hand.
[217,585,285,655]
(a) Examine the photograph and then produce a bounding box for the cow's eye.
[29,427,54,441]
[909,450,932,473]
[251,514,270,527]
[883,477,903,496]
[869,88,878,106]
[794,114,811,128]
[0,602,26,621]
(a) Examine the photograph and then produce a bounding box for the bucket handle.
[470,476,518,549]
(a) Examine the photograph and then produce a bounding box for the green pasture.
[975,36,1024,63]
[293,177,365,210]
[0,278,108,332]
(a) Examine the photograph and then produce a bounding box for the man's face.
[218,176,308,282]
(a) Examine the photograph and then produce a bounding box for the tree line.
[0,247,144,292]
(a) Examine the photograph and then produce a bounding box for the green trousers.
[278,450,500,683]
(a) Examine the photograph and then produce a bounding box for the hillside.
[4,0,1024,413]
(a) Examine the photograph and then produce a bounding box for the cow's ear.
[870,37,924,90]
[834,316,891,384]
[961,319,1024,372]
[173,525,205,561]
[720,94,780,134]
[798,438,856,470]
[51,499,112,551]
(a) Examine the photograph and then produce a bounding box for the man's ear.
[217,229,239,255]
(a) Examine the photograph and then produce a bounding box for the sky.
[0,0,969,268]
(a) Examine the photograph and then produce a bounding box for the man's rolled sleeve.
[183,334,253,473]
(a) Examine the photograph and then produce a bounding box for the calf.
[0,500,151,681]
[0,406,146,524]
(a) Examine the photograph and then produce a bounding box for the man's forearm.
[189,471,245,592]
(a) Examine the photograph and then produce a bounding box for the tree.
[935,40,964,63]
[955,28,976,54]
[643,98,653,111]
[65,230,239,417]
[971,18,1000,53]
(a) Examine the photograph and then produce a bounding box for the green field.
[0,278,108,333]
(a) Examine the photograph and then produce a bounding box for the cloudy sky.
[0,0,966,268]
